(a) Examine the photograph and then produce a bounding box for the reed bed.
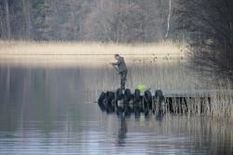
[0,40,185,67]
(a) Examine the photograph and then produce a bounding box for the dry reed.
[0,40,185,67]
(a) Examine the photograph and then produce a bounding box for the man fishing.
[111,54,128,90]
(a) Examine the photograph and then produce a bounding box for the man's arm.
[111,60,120,66]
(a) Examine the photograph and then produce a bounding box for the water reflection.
[0,66,233,155]
[117,116,128,146]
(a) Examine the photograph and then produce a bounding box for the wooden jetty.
[97,89,231,117]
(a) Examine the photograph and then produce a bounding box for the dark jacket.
[112,56,128,73]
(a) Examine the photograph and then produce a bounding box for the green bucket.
[137,84,147,91]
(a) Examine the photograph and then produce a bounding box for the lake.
[0,65,232,155]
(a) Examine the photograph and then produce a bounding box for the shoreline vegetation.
[0,40,232,119]
[0,40,186,67]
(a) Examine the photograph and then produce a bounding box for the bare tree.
[22,0,31,39]
[0,2,5,38]
[83,0,169,43]
[4,0,10,39]
[165,0,172,38]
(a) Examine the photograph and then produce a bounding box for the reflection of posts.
[111,54,128,90]
[117,117,127,145]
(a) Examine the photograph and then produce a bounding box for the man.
[111,54,128,90]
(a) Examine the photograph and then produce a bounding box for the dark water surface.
[0,66,233,155]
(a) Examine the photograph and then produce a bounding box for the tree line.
[0,0,172,42]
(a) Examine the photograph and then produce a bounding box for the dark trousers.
[119,71,127,90]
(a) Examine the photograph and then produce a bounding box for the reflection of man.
[117,117,127,145]
[111,54,128,90]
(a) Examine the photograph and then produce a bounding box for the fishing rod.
[111,63,120,74]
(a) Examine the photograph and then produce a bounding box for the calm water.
[0,66,233,155]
